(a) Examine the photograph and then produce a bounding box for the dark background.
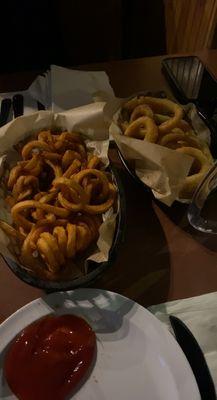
[0,0,166,72]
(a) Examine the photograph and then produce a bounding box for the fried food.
[125,116,158,142]
[22,140,53,160]
[0,220,25,242]
[7,155,42,189]
[176,147,212,198]
[12,200,71,231]
[121,96,183,136]
[119,95,213,199]
[123,96,149,112]
[62,150,82,170]
[141,97,183,134]
[159,131,201,150]
[153,113,170,124]
[53,176,89,211]
[12,175,39,201]
[130,104,154,121]
[0,130,116,279]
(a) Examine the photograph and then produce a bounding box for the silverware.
[37,101,45,110]
[0,98,12,127]
[12,94,24,117]
[1,94,46,126]
[170,315,216,400]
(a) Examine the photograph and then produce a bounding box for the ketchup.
[4,314,96,400]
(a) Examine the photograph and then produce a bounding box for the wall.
[165,0,217,53]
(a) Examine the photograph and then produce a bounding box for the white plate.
[0,289,200,400]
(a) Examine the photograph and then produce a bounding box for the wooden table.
[1,50,217,323]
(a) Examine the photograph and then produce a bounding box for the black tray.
[162,56,217,155]
[3,165,126,291]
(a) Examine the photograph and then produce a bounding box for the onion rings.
[119,95,214,200]
[176,147,212,198]
[124,116,158,142]
[153,113,169,125]
[123,96,148,112]
[122,96,183,134]
[141,97,183,134]
[130,105,153,122]
[158,131,201,150]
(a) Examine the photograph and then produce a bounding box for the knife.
[12,94,24,117]
[170,315,216,400]
[0,98,12,127]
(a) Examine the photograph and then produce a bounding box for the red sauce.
[4,314,96,400]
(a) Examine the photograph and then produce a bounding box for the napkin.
[149,291,217,389]
[0,65,115,117]
[28,71,51,110]
[50,65,114,112]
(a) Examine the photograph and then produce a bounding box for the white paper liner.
[105,96,212,206]
[0,103,117,279]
